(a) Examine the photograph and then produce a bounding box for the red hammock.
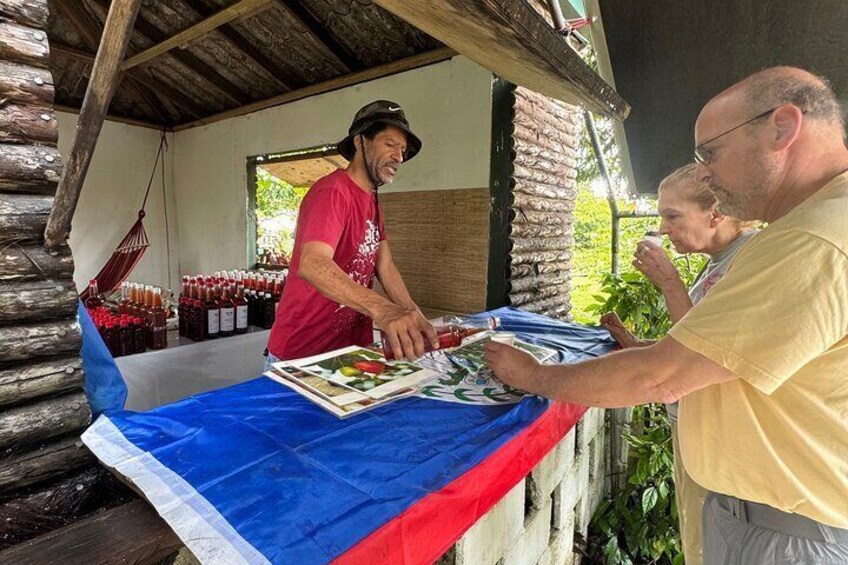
[79,133,167,299]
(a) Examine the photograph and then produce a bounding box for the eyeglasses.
[694,108,777,165]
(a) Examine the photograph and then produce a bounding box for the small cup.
[641,232,663,248]
[490,332,516,346]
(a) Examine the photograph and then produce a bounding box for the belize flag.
[82,308,614,564]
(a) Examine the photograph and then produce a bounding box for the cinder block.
[456,480,526,565]
[577,408,605,454]
[587,434,606,514]
[502,500,553,565]
[526,428,576,510]
[538,511,575,565]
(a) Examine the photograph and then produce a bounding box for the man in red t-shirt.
[266,100,438,363]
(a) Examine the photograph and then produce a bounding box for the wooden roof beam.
[89,0,251,106]
[52,42,206,117]
[53,0,170,123]
[120,0,275,71]
[273,0,363,73]
[174,47,456,131]
[180,0,294,91]
[373,0,629,120]
[45,0,144,248]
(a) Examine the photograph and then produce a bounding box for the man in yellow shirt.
[485,66,848,564]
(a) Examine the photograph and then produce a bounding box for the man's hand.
[374,303,439,360]
[633,240,683,291]
[599,312,648,349]
[484,342,543,393]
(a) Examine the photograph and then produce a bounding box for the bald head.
[705,67,844,133]
[695,67,848,223]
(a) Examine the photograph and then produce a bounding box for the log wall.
[506,87,580,319]
[0,0,93,549]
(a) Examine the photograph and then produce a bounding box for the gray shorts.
[703,492,848,564]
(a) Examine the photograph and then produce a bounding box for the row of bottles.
[89,308,149,357]
[85,279,168,355]
[177,270,287,342]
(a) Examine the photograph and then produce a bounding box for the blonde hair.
[658,164,754,228]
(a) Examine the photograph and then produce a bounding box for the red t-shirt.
[268,170,385,360]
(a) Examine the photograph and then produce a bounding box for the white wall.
[58,113,178,293]
[173,56,494,275]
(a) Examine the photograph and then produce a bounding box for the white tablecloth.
[116,329,270,411]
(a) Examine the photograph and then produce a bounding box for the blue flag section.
[82,309,616,564]
[79,301,127,417]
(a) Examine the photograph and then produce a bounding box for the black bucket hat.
[337,100,422,162]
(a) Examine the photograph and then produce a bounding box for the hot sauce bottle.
[148,288,167,350]
[381,316,500,360]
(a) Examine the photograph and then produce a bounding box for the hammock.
[79,133,167,300]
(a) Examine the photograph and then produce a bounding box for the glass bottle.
[204,284,220,339]
[234,285,249,335]
[132,317,146,354]
[219,284,235,338]
[148,288,168,350]
[84,279,103,310]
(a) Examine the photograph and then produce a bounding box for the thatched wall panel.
[513,192,573,213]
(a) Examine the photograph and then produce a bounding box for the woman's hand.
[599,312,647,348]
[632,240,683,291]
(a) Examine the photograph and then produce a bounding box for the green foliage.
[570,186,659,325]
[585,255,705,565]
[591,405,682,565]
[254,169,309,256]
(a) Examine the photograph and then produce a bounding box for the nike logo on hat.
[388,106,401,112]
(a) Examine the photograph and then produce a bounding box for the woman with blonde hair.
[601,162,757,565]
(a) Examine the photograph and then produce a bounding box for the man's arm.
[484,336,736,408]
[299,241,437,359]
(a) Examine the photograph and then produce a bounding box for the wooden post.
[43,0,142,249]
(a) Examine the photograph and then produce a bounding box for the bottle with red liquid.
[118,282,131,316]
[381,316,500,360]
[147,288,168,350]
[204,284,220,339]
[84,279,103,310]
[234,285,248,335]
[118,319,132,356]
[189,289,206,342]
[260,292,275,329]
[219,284,235,337]
[178,276,190,337]
[132,317,146,354]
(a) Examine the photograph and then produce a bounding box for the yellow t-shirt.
[668,172,848,528]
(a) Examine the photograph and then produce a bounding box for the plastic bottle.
[381,316,500,360]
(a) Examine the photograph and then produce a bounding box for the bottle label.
[220,307,235,332]
[207,310,220,333]
[236,305,248,329]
